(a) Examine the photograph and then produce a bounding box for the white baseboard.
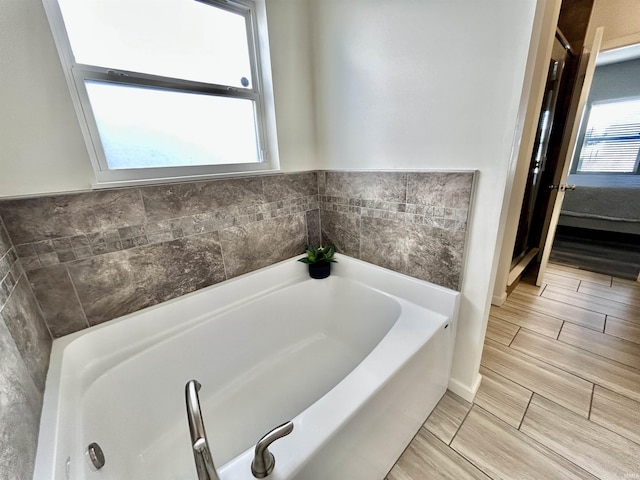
[448,373,482,403]
[491,291,507,307]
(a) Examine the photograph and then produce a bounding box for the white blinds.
[577,98,640,173]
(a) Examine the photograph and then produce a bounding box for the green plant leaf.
[299,244,337,264]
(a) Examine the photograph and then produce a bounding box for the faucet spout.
[185,380,220,480]
[251,421,294,478]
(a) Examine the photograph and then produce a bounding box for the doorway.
[512,37,569,272]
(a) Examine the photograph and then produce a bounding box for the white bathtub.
[34,254,460,480]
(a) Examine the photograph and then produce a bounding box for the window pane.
[85,81,260,169]
[577,99,640,173]
[59,0,252,88]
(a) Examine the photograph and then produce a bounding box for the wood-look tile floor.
[386,263,640,480]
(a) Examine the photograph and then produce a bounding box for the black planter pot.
[308,262,331,279]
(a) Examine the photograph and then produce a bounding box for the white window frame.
[43,0,280,188]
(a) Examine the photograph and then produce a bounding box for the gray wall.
[589,57,640,103]
[0,169,474,479]
[0,216,52,479]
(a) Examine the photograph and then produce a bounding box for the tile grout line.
[508,326,521,347]
[517,391,535,431]
[65,265,91,330]
[544,284,640,318]
[448,404,474,446]
[588,383,595,420]
[438,406,502,479]
[512,397,618,479]
[447,434,496,480]
[538,287,621,318]
[556,321,564,340]
[21,267,55,341]
[480,359,591,423]
[0,269,20,317]
[0,254,16,290]
[553,311,640,369]
[539,283,547,296]
[478,364,533,398]
[473,402,597,479]
[485,338,595,407]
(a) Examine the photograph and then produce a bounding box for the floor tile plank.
[546,263,612,286]
[507,290,605,331]
[613,277,640,289]
[521,394,640,479]
[485,316,519,345]
[489,303,563,338]
[390,265,640,479]
[591,386,640,446]
[606,316,640,344]
[474,366,532,428]
[511,329,640,403]
[542,271,581,290]
[513,281,545,296]
[542,284,640,324]
[579,280,640,308]
[451,406,597,480]
[481,339,592,417]
[558,322,640,370]
[423,391,472,445]
[387,429,490,480]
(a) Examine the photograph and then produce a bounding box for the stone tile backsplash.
[319,171,475,290]
[0,169,475,338]
[0,172,320,337]
[0,216,52,480]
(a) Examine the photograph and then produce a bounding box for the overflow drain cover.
[87,442,105,470]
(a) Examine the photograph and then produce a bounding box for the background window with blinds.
[576,98,640,174]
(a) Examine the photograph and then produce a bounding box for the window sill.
[91,167,281,190]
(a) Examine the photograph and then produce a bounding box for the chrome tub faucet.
[251,421,294,478]
[185,380,220,480]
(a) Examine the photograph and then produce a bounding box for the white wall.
[492,0,562,305]
[310,0,538,398]
[0,0,319,198]
[0,0,94,197]
[265,0,319,173]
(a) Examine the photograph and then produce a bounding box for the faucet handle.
[251,421,294,478]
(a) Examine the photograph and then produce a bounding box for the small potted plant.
[298,245,337,279]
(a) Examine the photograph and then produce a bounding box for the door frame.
[535,27,604,285]
[491,0,563,306]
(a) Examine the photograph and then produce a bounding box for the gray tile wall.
[0,169,474,480]
[319,171,475,290]
[0,172,320,337]
[0,215,52,480]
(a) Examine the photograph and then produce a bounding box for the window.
[574,98,640,174]
[44,0,278,186]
